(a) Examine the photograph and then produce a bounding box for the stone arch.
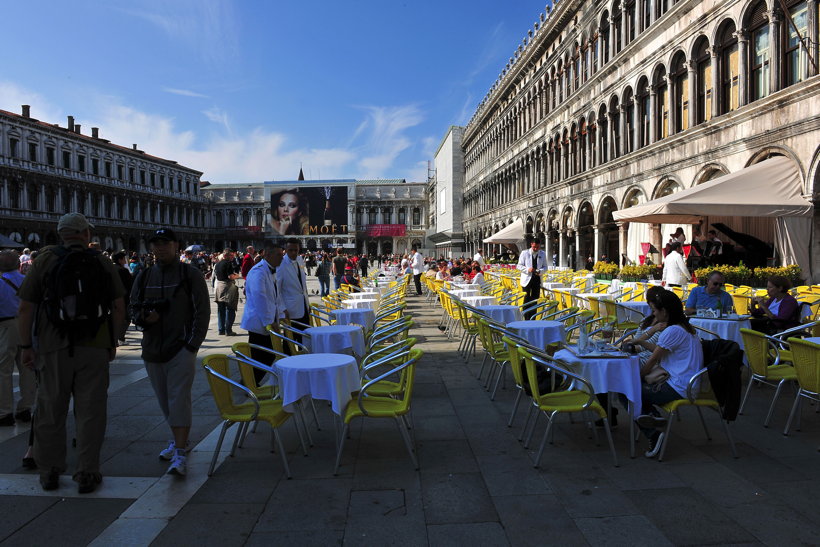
[693,162,730,185]
[622,185,647,209]
[652,176,683,199]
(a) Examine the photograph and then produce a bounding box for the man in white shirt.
[661,242,690,287]
[278,238,310,332]
[410,248,424,295]
[240,239,286,384]
[473,249,486,270]
[517,240,547,319]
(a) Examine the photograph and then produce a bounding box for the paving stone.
[2,498,131,545]
[492,494,588,546]
[417,439,479,475]
[421,472,498,525]
[719,497,820,545]
[574,515,673,546]
[245,529,344,546]
[666,461,766,508]
[189,460,282,504]
[0,496,58,543]
[253,478,353,532]
[413,415,466,441]
[427,522,509,546]
[473,453,552,497]
[544,471,641,519]
[152,502,264,547]
[624,487,757,545]
[345,515,429,546]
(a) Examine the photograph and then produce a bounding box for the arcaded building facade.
[461,0,820,273]
[0,106,207,252]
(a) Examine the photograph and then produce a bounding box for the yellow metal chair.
[518,347,618,467]
[601,299,641,335]
[202,354,292,477]
[231,341,278,400]
[783,338,820,436]
[738,328,797,426]
[334,349,423,474]
[731,294,752,315]
[655,367,738,461]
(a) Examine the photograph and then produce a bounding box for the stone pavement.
[2,277,820,546]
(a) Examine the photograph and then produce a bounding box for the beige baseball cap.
[57,212,94,232]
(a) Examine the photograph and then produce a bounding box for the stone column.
[736,29,749,106]
[617,221,628,263]
[709,47,720,117]
[666,73,677,134]
[559,230,566,268]
[574,231,581,270]
[593,225,601,263]
[620,3,628,51]
[649,84,657,144]
[649,223,662,260]
[768,10,782,94]
[686,61,697,127]
[648,0,655,28]
[809,0,819,77]
[609,17,617,62]
[619,104,628,155]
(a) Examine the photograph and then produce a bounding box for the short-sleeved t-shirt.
[332,256,347,276]
[18,245,125,352]
[656,324,703,397]
[686,286,733,311]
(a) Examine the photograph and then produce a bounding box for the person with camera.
[130,228,210,477]
[214,248,240,336]
[17,213,125,493]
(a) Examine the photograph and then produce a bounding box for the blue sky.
[1,0,547,183]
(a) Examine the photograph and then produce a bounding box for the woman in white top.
[635,288,703,458]
[469,264,484,285]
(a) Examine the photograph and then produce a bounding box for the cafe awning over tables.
[613,157,814,280]
[484,218,525,244]
[0,234,23,249]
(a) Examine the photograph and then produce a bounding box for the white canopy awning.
[612,157,811,224]
[484,218,525,244]
[613,157,814,280]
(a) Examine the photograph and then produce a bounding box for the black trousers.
[248,331,274,385]
[413,273,422,295]
[523,275,541,320]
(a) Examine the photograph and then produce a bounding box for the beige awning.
[612,157,811,224]
[484,218,525,244]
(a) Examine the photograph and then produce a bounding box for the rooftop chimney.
[74,124,81,134]
[133,144,138,150]
[21,105,30,118]
[67,116,75,132]
[92,127,99,139]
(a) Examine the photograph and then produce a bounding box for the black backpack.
[44,247,111,348]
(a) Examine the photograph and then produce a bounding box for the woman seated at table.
[423,264,437,279]
[635,289,703,458]
[622,286,667,366]
[340,265,360,288]
[470,264,485,285]
[435,262,451,281]
[750,275,800,335]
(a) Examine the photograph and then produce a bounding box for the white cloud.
[0,81,424,183]
[163,87,209,98]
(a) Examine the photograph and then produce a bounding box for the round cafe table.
[349,291,379,300]
[451,289,481,299]
[617,301,651,322]
[274,353,361,415]
[476,305,523,325]
[508,320,566,349]
[305,325,366,358]
[345,298,379,310]
[462,295,497,307]
[331,308,376,331]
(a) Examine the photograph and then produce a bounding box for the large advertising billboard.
[268,184,349,236]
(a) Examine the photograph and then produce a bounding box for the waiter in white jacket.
[240,239,286,383]
[517,240,547,319]
[661,241,690,288]
[410,248,424,295]
[278,238,311,339]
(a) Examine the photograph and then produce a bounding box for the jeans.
[334,275,342,290]
[318,277,330,297]
[216,302,236,333]
[633,381,684,438]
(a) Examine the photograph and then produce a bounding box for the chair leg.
[229,422,244,457]
[333,423,350,475]
[490,362,507,400]
[477,353,489,380]
[764,379,787,427]
[738,373,756,415]
[657,411,676,462]
[533,411,557,468]
[273,429,292,479]
[507,389,523,427]
[396,417,419,469]
[519,405,534,442]
[783,391,803,436]
[602,417,619,467]
[208,421,231,476]
[696,407,712,440]
[524,410,541,448]
[721,419,738,459]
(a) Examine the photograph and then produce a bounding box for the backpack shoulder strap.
[0,275,20,294]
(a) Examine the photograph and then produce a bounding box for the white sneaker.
[159,441,176,461]
[167,449,187,476]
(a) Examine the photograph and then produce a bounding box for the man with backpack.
[17,213,126,494]
[130,228,210,478]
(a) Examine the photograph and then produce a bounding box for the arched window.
[641,0,651,32]
[749,2,770,101]
[598,107,609,164]
[671,52,689,133]
[256,210,263,227]
[383,207,392,224]
[609,96,621,159]
[399,207,407,225]
[368,208,376,225]
[717,21,740,113]
[654,66,669,140]
[655,0,669,20]
[28,184,38,211]
[228,211,236,227]
[573,44,580,90]
[600,13,610,64]
[557,60,564,103]
[45,187,55,213]
[412,207,421,225]
[613,5,623,54]
[356,208,363,226]
[214,211,223,228]
[637,78,651,148]
[693,37,713,123]
[783,0,809,87]
[592,29,600,73]
[626,0,636,43]
[242,210,250,226]
[570,124,578,176]
[623,88,635,153]
[579,119,588,171]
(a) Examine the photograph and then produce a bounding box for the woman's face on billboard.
[277,192,300,221]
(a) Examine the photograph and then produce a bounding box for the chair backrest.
[739,328,774,377]
[731,294,751,315]
[502,335,527,387]
[517,346,593,405]
[230,341,264,393]
[359,348,423,415]
[202,354,255,419]
[786,338,820,393]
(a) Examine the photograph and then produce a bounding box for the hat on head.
[57,212,93,232]
[148,228,178,243]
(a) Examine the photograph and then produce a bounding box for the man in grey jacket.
[130,228,210,477]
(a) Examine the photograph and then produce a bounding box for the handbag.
[644,365,669,385]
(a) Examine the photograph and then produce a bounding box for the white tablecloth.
[508,320,566,348]
[617,301,651,322]
[463,295,497,306]
[576,292,600,309]
[305,325,366,358]
[804,337,820,345]
[555,348,642,417]
[345,298,379,310]
[542,282,567,290]
[275,353,361,415]
[349,291,380,300]
[451,282,474,290]
[476,305,523,324]
[690,317,751,347]
[332,308,376,331]
[451,289,481,298]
